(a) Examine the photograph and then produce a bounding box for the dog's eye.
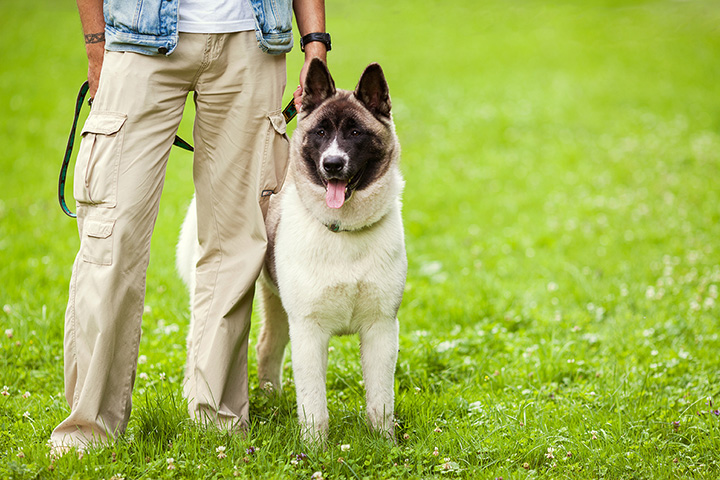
[316,129,326,137]
[350,129,361,137]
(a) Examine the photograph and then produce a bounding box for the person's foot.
[48,430,102,458]
[49,441,82,459]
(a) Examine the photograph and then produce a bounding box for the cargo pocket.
[81,217,116,266]
[259,110,290,206]
[74,111,127,207]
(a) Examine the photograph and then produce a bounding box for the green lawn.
[1,0,720,478]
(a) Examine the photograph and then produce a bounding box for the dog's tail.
[176,196,198,290]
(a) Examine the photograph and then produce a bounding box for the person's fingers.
[293,84,303,112]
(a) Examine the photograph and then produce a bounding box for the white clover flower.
[545,447,555,459]
[216,445,227,459]
[468,401,483,414]
[4,329,13,339]
[340,444,350,451]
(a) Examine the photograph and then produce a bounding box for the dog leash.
[59,82,298,218]
[59,81,195,218]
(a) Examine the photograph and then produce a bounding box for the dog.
[177,58,406,443]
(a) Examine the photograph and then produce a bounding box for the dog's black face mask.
[300,59,393,209]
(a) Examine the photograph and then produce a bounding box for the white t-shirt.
[178,0,256,33]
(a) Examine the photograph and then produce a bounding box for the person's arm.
[77,0,106,98]
[292,0,327,109]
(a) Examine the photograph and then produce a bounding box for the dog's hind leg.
[359,317,399,440]
[256,278,289,394]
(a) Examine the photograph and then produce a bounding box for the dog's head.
[296,59,399,211]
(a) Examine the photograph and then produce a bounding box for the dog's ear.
[302,58,336,113]
[354,63,391,118]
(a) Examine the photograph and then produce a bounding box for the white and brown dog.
[178,59,406,443]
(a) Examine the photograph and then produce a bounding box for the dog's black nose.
[322,156,345,174]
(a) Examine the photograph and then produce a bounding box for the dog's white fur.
[177,61,406,443]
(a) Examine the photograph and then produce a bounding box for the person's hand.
[86,42,104,99]
[293,58,313,113]
[294,43,327,113]
[293,84,303,114]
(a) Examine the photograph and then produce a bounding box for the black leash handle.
[59,82,195,218]
[58,81,89,218]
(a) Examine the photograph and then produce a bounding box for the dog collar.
[323,217,378,234]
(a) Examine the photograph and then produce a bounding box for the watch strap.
[300,32,331,52]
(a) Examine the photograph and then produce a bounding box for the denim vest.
[104,0,293,55]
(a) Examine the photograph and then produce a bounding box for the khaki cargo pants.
[51,32,288,449]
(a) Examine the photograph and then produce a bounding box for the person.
[50,0,330,453]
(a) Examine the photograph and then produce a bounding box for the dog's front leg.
[289,319,331,443]
[359,318,399,440]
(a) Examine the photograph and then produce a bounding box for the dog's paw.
[301,428,327,446]
[372,424,395,444]
[368,410,395,439]
[300,419,329,446]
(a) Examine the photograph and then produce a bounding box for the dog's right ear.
[302,58,336,114]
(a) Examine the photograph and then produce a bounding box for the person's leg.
[184,31,289,431]
[50,39,203,451]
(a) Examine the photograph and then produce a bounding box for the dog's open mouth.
[325,179,348,209]
[324,166,367,209]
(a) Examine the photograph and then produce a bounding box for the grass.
[1,0,720,478]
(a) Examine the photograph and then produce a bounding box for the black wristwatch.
[300,32,332,52]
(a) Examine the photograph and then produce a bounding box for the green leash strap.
[59,81,195,218]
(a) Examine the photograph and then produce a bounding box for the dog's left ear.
[302,58,336,114]
[354,63,391,118]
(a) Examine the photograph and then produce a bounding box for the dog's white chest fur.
[273,182,406,336]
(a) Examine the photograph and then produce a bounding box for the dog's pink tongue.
[326,180,348,209]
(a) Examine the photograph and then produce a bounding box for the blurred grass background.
[1,0,720,478]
